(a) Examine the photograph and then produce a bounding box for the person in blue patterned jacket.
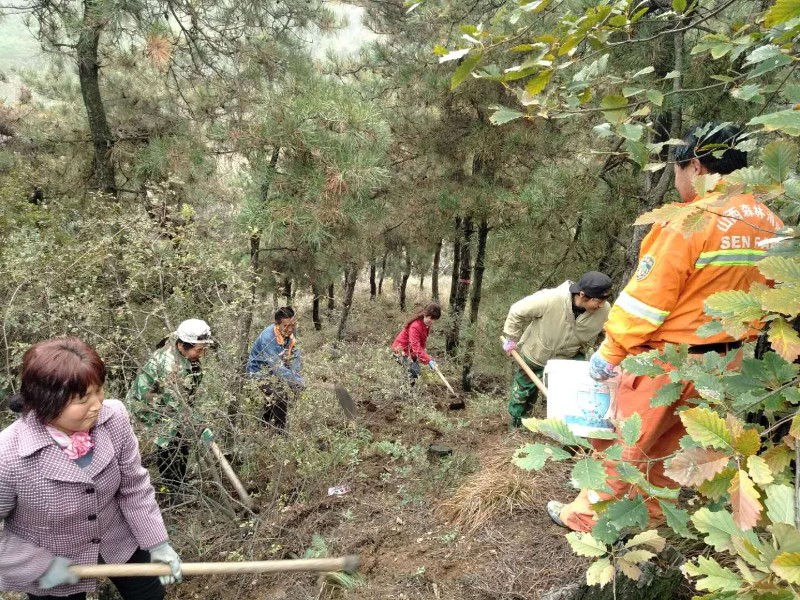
[246,307,305,432]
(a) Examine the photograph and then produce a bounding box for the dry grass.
[440,440,543,534]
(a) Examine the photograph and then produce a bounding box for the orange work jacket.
[599,192,784,364]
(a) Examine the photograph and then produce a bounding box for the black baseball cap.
[569,271,612,299]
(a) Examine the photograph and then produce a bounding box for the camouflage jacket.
[126,340,203,448]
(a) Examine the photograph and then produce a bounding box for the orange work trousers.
[559,368,698,532]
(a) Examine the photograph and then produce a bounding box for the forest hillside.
[2,0,800,598]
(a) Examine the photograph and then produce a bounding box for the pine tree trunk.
[461,219,489,391]
[449,217,462,311]
[419,271,424,291]
[399,248,412,311]
[378,250,388,295]
[446,216,473,357]
[393,258,402,295]
[431,239,442,303]
[237,146,280,388]
[369,257,377,300]
[311,282,322,331]
[337,264,358,341]
[327,283,335,315]
[78,0,115,196]
[282,277,292,305]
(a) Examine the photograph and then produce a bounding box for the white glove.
[149,542,182,585]
[38,556,80,589]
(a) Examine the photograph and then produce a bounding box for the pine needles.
[441,444,541,533]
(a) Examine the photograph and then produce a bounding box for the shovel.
[501,336,549,398]
[200,428,256,512]
[432,364,466,410]
[70,555,360,578]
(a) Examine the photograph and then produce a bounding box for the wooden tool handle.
[70,556,360,578]
[207,441,255,510]
[501,336,548,398]
[433,365,458,397]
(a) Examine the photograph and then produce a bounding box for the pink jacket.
[392,319,432,364]
[0,399,168,595]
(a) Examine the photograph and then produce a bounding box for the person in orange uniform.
[548,123,784,532]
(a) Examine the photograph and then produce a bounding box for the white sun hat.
[175,319,214,345]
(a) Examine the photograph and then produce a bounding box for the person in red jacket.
[392,302,442,384]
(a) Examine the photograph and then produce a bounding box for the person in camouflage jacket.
[126,319,213,491]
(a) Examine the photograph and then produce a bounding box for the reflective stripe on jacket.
[599,192,783,364]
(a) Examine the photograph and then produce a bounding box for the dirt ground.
[0,289,688,600]
[161,295,596,600]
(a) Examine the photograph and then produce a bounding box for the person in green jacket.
[502,272,612,429]
[127,319,214,490]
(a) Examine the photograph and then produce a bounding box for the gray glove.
[38,556,80,589]
[149,542,182,585]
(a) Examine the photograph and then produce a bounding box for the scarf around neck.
[274,327,296,360]
[45,424,95,460]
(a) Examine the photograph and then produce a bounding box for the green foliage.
[762,140,799,183]
[619,413,642,447]
[650,382,683,407]
[681,408,733,451]
[566,532,608,557]
[604,497,650,529]
[571,458,613,494]
[512,443,571,470]
[522,417,592,448]
[659,501,697,539]
[489,105,525,125]
[765,484,796,526]
[683,556,743,592]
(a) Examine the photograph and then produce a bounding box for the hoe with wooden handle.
[200,428,256,512]
[431,364,465,410]
[70,556,360,578]
[500,336,549,398]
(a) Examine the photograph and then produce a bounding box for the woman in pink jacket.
[0,337,182,599]
[391,302,442,384]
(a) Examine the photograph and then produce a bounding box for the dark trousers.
[28,548,164,600]
[393,354,421,386]
[260,381,291,431]
[156,437,190,489]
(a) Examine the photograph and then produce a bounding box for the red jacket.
[392,319,432,364]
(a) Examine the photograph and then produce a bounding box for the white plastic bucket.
[544,359,616,438]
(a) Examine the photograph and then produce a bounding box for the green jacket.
[126,339,203,448]
[502,281,610,368]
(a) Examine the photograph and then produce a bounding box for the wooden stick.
[200,428,255,511]
[207,440,255,511]
[70,556,361,578]
[432,365,458,397]
[198,452,238,521]
[501,337,549,398]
